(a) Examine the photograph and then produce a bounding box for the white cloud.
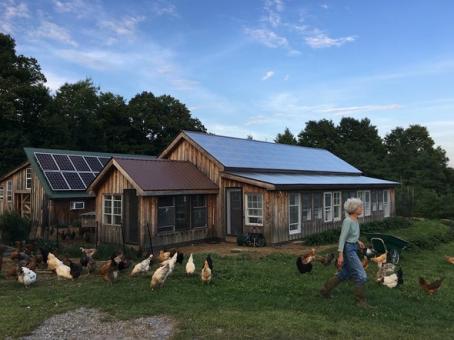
[43,71,76,92]
[304,29,356,48]
[320,104,401,115]
[244,28,288,48]
[99,16,145,39]
[0,0,30,33]
[283,74,289,81]
[262,70,275,80]
[151,0,177,16]
[32,20,78,47]
[263,0,284,27]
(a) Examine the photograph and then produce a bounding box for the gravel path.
[22,308,175,340]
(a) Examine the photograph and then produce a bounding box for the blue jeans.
[336,242,367,287]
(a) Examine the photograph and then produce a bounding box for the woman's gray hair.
[344,198,363,215]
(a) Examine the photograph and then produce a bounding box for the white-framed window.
[302,193,312,222]
[372,191,378,211]
[313,193,323,220]
[7,180,13,202]
[70,201,85,210]
[245,193,263,226]
[103,194,122,225]
[0,186,3,200]
[25,168,32,189]
[378,190,384,210]
[289,193,301,235]
[333,191,342,221]
[357,190,371,217]
[323,192,333,222]
[383,190,390,217]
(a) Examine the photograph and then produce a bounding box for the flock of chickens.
[296,247,451,294]
[0,242,213,289]
[0,242,452,295]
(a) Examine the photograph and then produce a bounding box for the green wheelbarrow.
[363,233,409,264]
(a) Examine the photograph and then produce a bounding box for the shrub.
[0,211,31,244]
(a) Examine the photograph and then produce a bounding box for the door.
[123,189,139,244]
[226,188,243,235]
[383,190,391,217]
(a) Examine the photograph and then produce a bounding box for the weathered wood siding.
[0,166,32,214]
[48,199,95,226]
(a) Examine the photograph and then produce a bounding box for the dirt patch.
[22,308,175,340]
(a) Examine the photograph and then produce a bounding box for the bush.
[0,211,31,244]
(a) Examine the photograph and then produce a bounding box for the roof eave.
[142,189,219,196]
[0,161,30,182]
[224,167,363,176]
[273,183,399,191]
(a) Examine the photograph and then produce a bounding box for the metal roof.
[24,147,155,199]
[227,172,398,190]
[113,158,219,194]
[184,131,361,174]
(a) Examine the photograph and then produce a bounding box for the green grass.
[1,222,454,339]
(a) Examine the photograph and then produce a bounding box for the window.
[357,190,371,217]
[7,180,13,202]
[302,193,312,222]
[378,190,384,210]
[383,190,390,217]
[0,186,3,200]
[158,196,175,232]
[313,193,323,220]
[25,168,32,189]
[289,193,301,234]
[245,193,263,226]
[191,195,207,228]
[333,192,342,221]
[372,191,378,212]
[103,195,122,225]
[70,201,85,210]
[324,192,333,222]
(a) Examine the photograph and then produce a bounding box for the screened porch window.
[357,190,371,217]
[158,196,175,232]
[103,194,122,225]
[158,195,208,232]
[333,192,341,221]
[191,195,207,228]
[313,193,323,220]
[288,193,301,235]
[324,192,333,222]
[245,193,263,226]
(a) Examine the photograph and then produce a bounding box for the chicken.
[296,256,313,274]
[68,259,82,279]
[130,254,153,276]
[80,247,96,258]
[381,268,403,288]
[55,263,73,280]
[47,253,62,271]
[161,252,178,279]
[151,263,170,289]
[39,247,50,264]
[185,253,195,275]
[99,256,119,284]
[206,254,213,271]
[302,248,316,264]
[80,248,96,274]
[444,256,454,265]
[17,267,37,287]
[371,252,387,265]
[419,277,444,295]
[25,256,38,272]
[376,263,396,282]
[361,256,369,270]
[169,249,185,264]
[159,250,171,262]
[316,253,335,266]
[201,259,212,284]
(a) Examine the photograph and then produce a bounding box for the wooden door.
[226,188,243,236]
[22,194,31,219]
[123,189,139,244]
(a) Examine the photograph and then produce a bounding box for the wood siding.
[0,166,32,215]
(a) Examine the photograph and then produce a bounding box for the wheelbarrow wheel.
[389,249,400,264]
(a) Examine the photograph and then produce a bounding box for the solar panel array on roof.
[184,131,362,174]
[35,152,111,191]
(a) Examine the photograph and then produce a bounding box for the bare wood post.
[120,223,126,253]
[146,222,153,255]
[95,221,99,248]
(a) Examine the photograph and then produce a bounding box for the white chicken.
[55,263,73,280]
[130,254,153,276]
[380,268,403,289]
[47,253,62,271]
[185,253,195,275]
[150,263,170,289]
[17,267,37,287]
[163,252,178,280]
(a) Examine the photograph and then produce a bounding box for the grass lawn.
[1,222,453,339]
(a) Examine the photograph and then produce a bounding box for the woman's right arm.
[337,219,351,267]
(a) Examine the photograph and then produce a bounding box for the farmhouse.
[0,147,154,236]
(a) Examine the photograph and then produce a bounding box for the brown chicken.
[99,255,120,284]
[159,250,171,262]
[25,256,38,272]
[371,252,387,265]
[444,256,454,265]
[301,248,316,264]
[419,277,444,295]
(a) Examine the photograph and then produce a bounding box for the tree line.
[275,120,454,218]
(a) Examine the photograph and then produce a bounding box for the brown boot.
[354,285,373,308]
[320,276,341,298]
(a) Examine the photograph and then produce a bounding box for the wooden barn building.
[88,131,398,249]
[0,147,154,236]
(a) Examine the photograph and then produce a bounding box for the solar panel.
[53,154,75,171]
[62,172,85,190]
[98,157,110,166]
[84,156,103,172]
[35,153,59,170]
[79,172,96,187]
[69,155,91,171]
[44,172,69,190]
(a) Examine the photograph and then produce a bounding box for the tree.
[0,33,51,175]
[297,119,338,152]
[275,127,297,145]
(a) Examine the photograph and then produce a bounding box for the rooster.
[185,253,195,275]
[201,259,212,284]
[419,277,444,295]
[130,254,153,276]
[296,249,316,274]
[444,256,454,265]
[17,267,37,287]
[151,263,170,289]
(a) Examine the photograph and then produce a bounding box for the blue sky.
[2,0,454,165]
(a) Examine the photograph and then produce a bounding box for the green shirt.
[338,216,360,252]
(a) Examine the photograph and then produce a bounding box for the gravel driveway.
[22,308,175,340]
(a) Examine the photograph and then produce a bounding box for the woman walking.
[320,198,370,308]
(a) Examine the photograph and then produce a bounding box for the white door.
[383,190,390,217]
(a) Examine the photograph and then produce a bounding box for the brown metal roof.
[113,158,218,193]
